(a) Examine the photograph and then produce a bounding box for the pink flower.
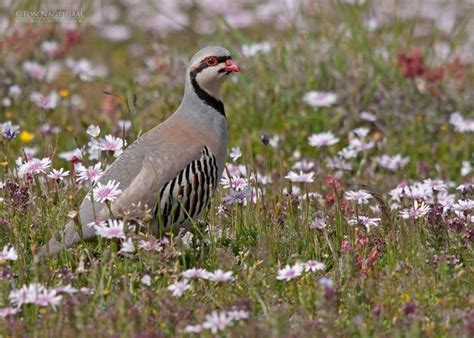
[92,180,122,203]
[184,324,202,333]
[181,268,209,280]
[76,163,103,183]
[308,131,340,147]
[98,135,126,157]
[373,154,409,171]
[285,170,315,183]
[94,219,126,239]
[345,190,373,205]
[303,91,337,107]
[276,264,303,281]
[0,307,19,318]
[47,168,69,181]
[202,311,233,334]
[18,157,51,176]
[304,260,326,272]
[206,269,234,282]
[167,280,190,297]
[138,237,162,252]
[399,201,430,219]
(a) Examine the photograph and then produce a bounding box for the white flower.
[276,264,303,281]
[98,135,126,157]
[338,147,359,159]
[34,289,62,308]
[30,91,60,109]
[345,190,373,205]
[1,121,20,140]
[58,148,83,161]
[285,170,315,183]
[87,125,101,137]
[76,163,103,183]
[348,138,374,152]
[242,41,272,57]
[202,311,233,334]
[181,268,209,280]
[92,180,122,203]
[23,61,46,80]
[0,245,17,261]
[119,237,135,254]
[399,201,430,219]
[184,324,203,333]
[18,157,51,176]
[348,216,381,230]
[269,135,282,148]
[229,147,242,162]
[308,131,340,147]
[94,219,126,239]
[100,24,131,42]
[47,168,69,181]
[292,159,315,171]
[303,91,337,107]
[41,40,60,56]
[206,269,234,282]
[449,111,474,133]
[452,199,474,212]
[54,284,78,295]
[141,274,152,286]
[9,283,62,309]
[8,85,21,98]
[461,161,472,176]
[138,238,162,252]
[326,156,352,170]
[373,154,409,171]
[227,309,249,321]
[117,120,132,131]
[167,280,190,297]
[304,260,325,272]
[66,58,108,81]
[360,111,377,121]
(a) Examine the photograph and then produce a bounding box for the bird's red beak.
[224,59,240,73]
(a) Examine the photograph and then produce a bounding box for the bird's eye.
[205,57,218,66]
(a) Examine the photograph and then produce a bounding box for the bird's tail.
[37,221,81,258]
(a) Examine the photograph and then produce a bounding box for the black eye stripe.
[200,55,232,65]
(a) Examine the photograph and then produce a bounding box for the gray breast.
[156,146,219,229]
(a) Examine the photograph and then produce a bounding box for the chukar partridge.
[39,46,240,257]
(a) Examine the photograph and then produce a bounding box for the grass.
[0,0,473,336]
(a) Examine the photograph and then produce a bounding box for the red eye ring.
[205,56,218,66]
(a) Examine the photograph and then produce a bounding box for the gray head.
[184,46,240,115]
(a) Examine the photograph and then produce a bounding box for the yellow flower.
[103,288,110,296]
[59,89,70,97]
[19,131,34,143]
[1,161,8,168]
[5,111,13,119]
[401,293,410,302]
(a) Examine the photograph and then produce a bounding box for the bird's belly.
[156,146,219,229]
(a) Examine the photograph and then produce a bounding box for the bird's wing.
[96,141,212,223]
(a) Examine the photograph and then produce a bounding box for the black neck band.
[189,57,231,117]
